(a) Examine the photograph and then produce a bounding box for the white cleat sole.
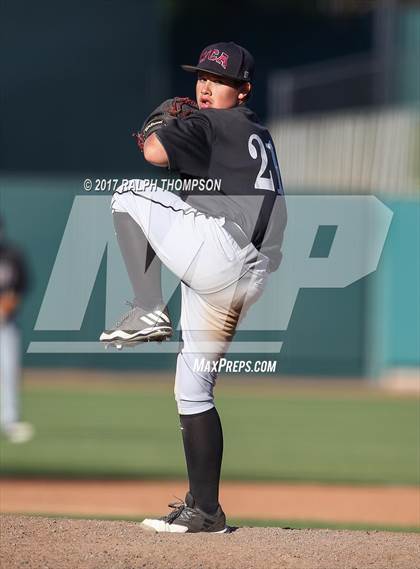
[102,335,171,351]
[141,519,188,533]
[140,518,229,534]
[5,422,35,444]
[100,327,172,343]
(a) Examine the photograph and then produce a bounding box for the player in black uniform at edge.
[102,42,287,532]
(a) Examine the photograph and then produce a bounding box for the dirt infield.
[2,515,419,569]
[1,478,420,527]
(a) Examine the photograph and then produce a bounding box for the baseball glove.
[134,97,198,152]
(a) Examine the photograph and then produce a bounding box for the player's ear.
[238,82,251,104]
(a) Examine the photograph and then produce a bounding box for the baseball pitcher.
[100,42,286,532]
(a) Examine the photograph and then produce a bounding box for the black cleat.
[100,302,172,346]
[141,492,228,533]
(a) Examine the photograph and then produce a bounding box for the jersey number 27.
[248,134,283,194]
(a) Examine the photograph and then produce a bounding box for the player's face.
[196,72,250,110]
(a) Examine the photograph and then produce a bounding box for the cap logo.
[199,48,229,70]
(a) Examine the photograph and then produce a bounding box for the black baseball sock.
[180,407,223,514]
[113,212,163,310]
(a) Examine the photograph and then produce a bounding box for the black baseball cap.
[181,42,255,83]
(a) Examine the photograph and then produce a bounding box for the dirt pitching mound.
[1,515,419,569]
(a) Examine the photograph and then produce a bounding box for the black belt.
[223,220,250,249]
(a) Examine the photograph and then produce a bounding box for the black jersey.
[0,242,27,321]
[157,105,286,271]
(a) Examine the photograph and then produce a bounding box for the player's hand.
[133,97,198,153]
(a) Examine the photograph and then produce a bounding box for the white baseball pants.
[112,182,269,414]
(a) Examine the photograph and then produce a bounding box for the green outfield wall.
[1,176,418,377]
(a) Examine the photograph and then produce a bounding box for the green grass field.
[1,379,418,485]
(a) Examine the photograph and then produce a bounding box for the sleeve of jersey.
[11,250,28,294]
[15,252,28,294]
[156,114,212,177]
[260,196,288,273]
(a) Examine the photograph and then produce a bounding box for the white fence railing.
[270,106,420,196]
[268,55,390,118]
